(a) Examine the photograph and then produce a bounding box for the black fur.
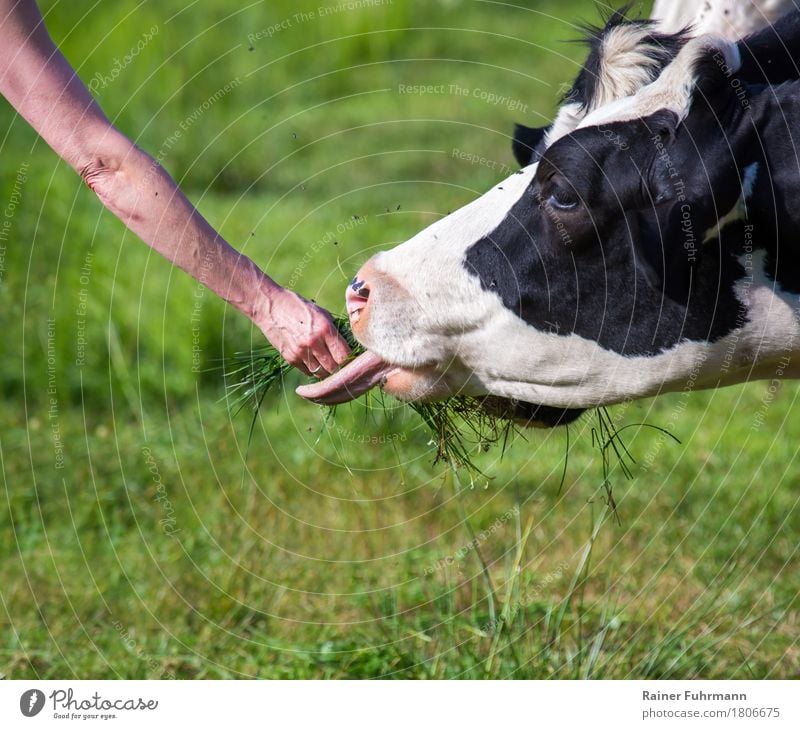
[463,169,747,358]
[737,10,800,85]
[479,396,584,427]
[512,123,548,167]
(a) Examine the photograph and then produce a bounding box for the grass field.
[0,0,797,679]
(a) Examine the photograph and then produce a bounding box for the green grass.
[0,0,798,679]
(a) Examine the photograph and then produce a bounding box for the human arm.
[0,0,349,375]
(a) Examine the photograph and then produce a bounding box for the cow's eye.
[547,184,579,211]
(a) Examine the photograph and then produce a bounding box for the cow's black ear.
[644,110,681,204]
[648,109,679,146]
[512,123,548,167]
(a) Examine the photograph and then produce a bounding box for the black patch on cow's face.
[571,65,800,301]
[514,401,585,427]
[729,82,800,295]
[512,123,548,167]
[464,110,750,357]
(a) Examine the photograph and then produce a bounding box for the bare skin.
[0,0,350,376]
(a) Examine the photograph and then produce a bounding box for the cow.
[297,7,800,427]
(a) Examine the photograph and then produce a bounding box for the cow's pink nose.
[346,275,370,323]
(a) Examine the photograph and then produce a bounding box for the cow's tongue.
[295,350,395,405]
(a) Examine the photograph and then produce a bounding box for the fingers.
[281,342,328,378]
[327,329,352,365]
[313,308,351,367]
[280,345,316,378]
[302,351,326,377]
[288,351,312,377]
[310,340,339,376]
[259,289,352,377]
[307,309,351,375]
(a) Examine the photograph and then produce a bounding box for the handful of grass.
[224,316,518,475]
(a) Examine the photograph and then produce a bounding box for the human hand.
[257,286,351,377]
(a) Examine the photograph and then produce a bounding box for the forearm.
[80,133,279,323]
[0,0,276,324]
[91,140,350,375]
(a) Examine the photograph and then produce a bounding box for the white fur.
[545,102,584,147]
[546,24,680,147]
[592,23,675,109]
[368,165,539,365]
[579,36,741,130]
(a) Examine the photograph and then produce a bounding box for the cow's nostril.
[346,277,371,323]
[349,277,370,300]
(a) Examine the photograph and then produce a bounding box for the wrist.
[250,276,286,332]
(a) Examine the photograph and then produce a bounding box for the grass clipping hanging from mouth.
[225,315,522,475]
[225,315,680,492]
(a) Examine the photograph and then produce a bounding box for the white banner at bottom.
[0,680,797,728]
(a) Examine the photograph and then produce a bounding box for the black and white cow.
[298,8,800,427]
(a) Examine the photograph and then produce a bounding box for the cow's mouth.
[295,351,585,428]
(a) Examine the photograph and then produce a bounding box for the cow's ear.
[645,110,681,204]
[649,109,679,141]
[512,123,548,167]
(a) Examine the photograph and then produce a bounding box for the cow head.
[297,14,800,425]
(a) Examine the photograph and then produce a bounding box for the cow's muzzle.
[296,259,448,404]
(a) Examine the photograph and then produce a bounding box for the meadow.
[0,0,797,679]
